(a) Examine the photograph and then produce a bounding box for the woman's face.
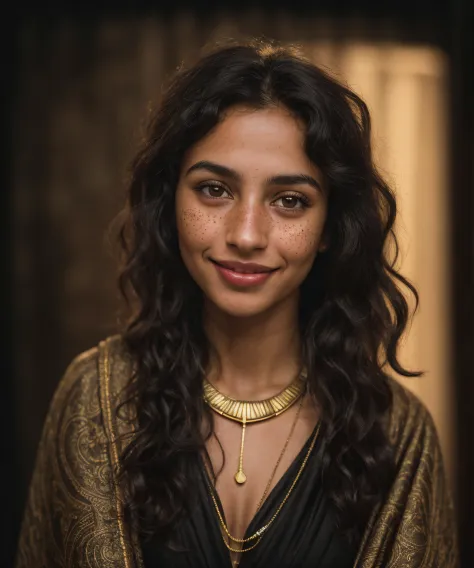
[175,105,328,318]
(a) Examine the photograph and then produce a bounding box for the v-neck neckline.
[200,422,320,545]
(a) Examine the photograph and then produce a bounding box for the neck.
[204,297,302,400]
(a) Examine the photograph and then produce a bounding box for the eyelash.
[195,182,231,199]
[273,192,311,211]
[194,183,311,211]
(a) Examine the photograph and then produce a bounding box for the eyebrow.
[185,160,323,192]
[266,174,322,193]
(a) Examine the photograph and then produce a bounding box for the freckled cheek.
[177,207,223,247]
[276,223,321,260]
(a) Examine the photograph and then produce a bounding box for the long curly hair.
[117,40,420,546]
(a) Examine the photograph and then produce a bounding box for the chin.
[206,293,277,319]
[207,285,298,319]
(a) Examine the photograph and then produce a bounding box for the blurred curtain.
[12,12,454,497]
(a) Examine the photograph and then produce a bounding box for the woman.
[16,41,458,567]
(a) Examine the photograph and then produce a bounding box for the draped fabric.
[15,336,458,568]
[141,430,355,568]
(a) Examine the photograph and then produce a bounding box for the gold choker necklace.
[203,373,306,484]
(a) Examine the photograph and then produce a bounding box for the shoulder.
[48,335,132,426]
[356,380,459,567]
[40,334,135,475]
[386,377,440,462]
[59,335,131,392]
[18,336,136,567]
[357,385,458,566]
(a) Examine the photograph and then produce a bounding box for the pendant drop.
[235,406,247,485]
[235,470,247,484]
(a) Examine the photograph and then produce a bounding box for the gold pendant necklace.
[203,373,306,484]
[205,410,321,557]
[204,394,305,548]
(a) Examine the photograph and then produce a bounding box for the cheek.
[276,221,321,261]
[177,207,223,248]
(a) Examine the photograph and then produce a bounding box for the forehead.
[181,105,319,178]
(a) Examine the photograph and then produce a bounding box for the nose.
[225,199,269,253]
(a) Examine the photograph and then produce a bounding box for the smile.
[210,259,278,287]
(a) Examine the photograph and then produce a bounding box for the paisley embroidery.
[16,343,128,567]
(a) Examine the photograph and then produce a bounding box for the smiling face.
[175,105,328,319]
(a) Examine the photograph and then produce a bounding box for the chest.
[204,405,317,540]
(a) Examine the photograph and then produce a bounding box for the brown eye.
[208,186,226,197]
[197,184,232,199]
[281,196,299,208]
[273,194,309,210]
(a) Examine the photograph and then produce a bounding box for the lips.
[211,260,276,274]
[210,259,278,288]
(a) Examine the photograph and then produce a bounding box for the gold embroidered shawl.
[15,336,459,567]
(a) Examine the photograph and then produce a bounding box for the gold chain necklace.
[203,373,306,484]
[206,417,321,555]
[204,394,304,551]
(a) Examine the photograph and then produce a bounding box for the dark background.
[3,0,473,566]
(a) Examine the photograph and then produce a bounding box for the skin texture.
[175,106,328,556]
[176,104,328,322]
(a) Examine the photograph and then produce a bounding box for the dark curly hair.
[117,40,420,547]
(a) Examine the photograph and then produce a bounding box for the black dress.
[141,428,356,567]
